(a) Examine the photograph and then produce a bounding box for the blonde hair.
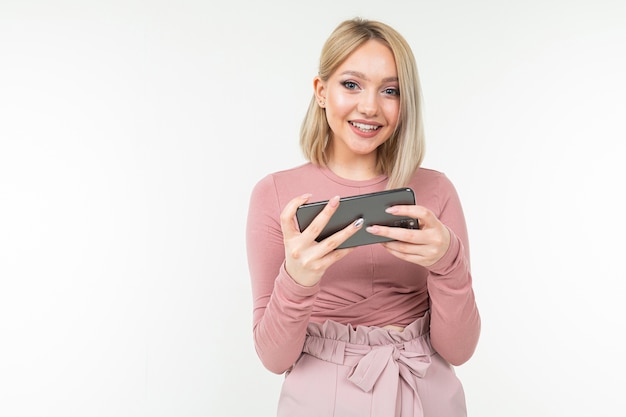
[300,17,426,189]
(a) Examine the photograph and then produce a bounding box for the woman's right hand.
[280,194,363,287]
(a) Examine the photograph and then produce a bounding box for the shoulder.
[268,162,318,183]
[249,162,318,207]
[252,162,316,192]
[412,167,456,189]
[408,167,461,213]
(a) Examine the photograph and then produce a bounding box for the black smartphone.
[295,187,419,249]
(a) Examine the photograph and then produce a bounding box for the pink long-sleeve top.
[246,163,480,374]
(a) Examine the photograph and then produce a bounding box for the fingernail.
[385,207,398,213]
[329,195,340,208]
[353,218,364,228]
[366,226,378,233]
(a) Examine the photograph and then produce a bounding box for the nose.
[357,91,378,117]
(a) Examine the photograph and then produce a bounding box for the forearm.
[427,230,481,365]
[253,265,319,374]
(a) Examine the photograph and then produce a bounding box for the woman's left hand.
[366,205,450,268]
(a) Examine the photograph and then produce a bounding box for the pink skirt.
[277,312,467,417]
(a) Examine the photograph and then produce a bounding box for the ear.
[313,76,327,106]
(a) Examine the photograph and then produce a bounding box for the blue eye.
[342,81,359,90]
[383,88,400,96]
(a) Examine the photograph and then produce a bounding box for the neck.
[326,160,381,181]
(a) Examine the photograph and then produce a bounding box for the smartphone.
[295,187,419,249]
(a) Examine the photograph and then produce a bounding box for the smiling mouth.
[349,121,381,132]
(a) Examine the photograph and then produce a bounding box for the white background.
[1,1,625,416]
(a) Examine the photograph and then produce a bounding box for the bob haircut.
[300,17,426,189]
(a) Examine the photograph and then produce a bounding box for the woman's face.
[315,39,400,164]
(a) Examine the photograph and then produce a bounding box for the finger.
[318,217,365,251]
[366,223,424,244]
[381,242,432,264]
[382,238,447,267]
[384,204,438,229]
[280,193,313,238]
[299,195,341,242]
[365,205,438,244]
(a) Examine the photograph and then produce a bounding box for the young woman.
[246,17,480,417]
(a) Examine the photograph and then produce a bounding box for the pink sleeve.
[246,175,319,374]
[426,175,481,366]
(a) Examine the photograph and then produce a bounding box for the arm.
[367,174,480,365]
[246,175,363,373]
[245,176,318,374]
[426,175,480,366]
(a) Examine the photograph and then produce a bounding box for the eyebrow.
[339,70,398,83]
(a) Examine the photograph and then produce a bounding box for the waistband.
[302,312,434,416]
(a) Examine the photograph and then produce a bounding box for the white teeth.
[350,122,380,132]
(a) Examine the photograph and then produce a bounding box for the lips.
[349,121,381,132]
